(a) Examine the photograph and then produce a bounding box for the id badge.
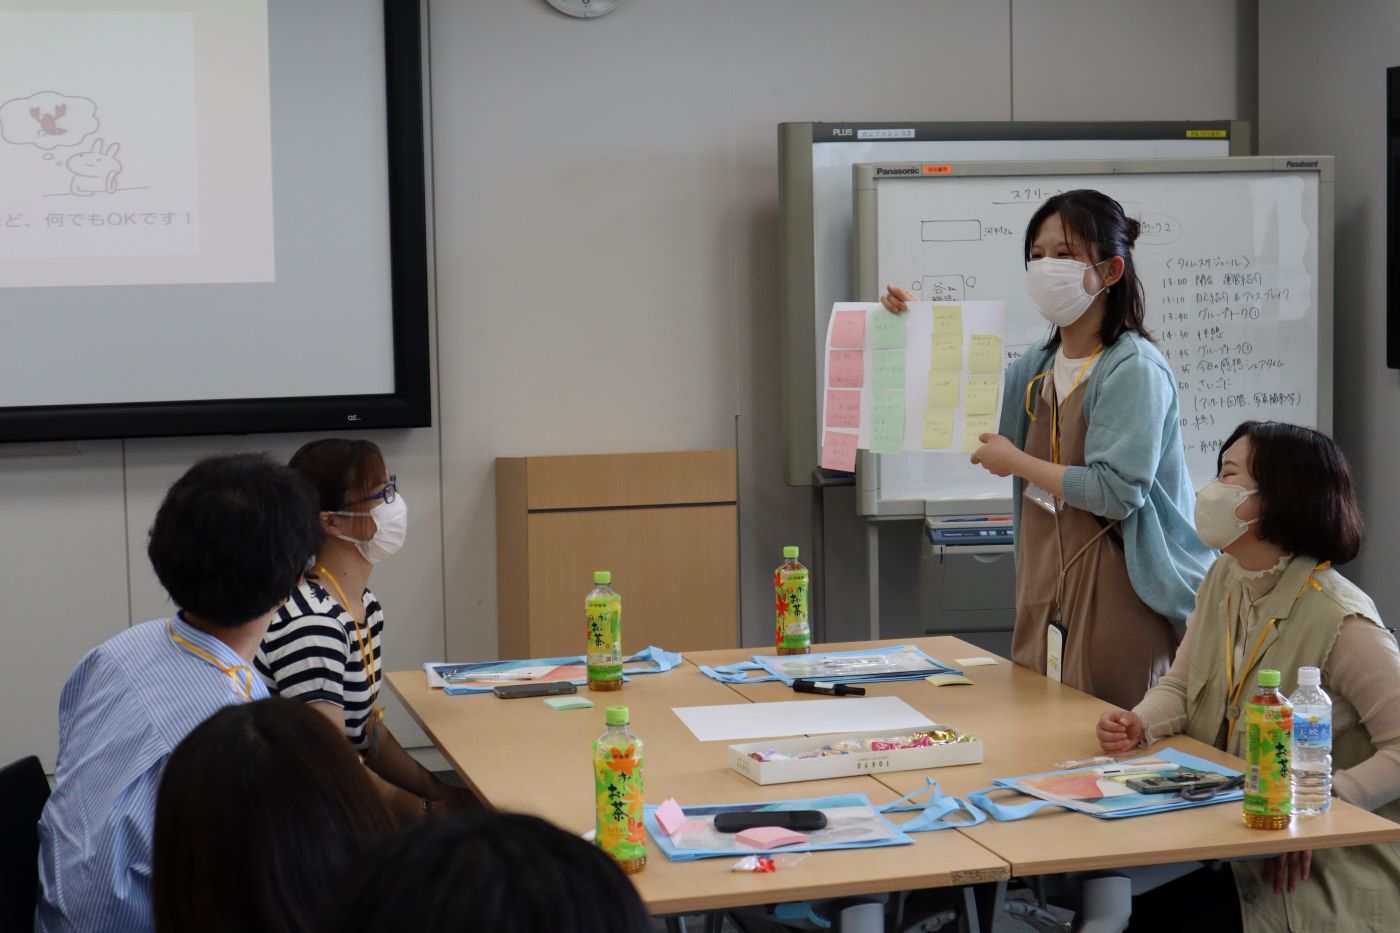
[1046,621,1067,683]
[1025,482,1058,514]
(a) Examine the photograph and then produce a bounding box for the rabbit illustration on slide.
[66,137,122,196]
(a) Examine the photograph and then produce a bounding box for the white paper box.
[728,727,984,785]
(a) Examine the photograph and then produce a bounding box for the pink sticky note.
[675,819,708,836]
[821,431,857,472]
[825,389,860,429]
[831,310,867,348]
[654,798,686,836]
[736,826,810,849]
[828,349,864,388]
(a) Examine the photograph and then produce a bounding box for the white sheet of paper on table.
[670,696,933,742]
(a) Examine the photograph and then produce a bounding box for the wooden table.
[691,637,1400,877]
[387,661,1009,921]
[391,636,1400,923]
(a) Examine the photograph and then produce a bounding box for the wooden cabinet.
[495,450,738,658]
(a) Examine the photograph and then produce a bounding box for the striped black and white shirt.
[255,578,384,752]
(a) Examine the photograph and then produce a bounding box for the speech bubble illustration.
[1,91,99,151]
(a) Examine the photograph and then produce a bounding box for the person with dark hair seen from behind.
[319,810,653,933]
[1098,422,1400,932]
[256,438,476,821]
[35,453,322,933]
[885,190,1214,708]
[153,697,395,933]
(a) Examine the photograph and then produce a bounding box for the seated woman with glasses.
[1096,421,1400,932]
[256,438,476,821]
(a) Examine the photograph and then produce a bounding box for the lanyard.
[168,621,254,703]
[1223,561,1330,746]
[314,564,381,719]
[1023,344,1103,465]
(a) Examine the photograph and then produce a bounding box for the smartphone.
[712,810,828,833]
[1126,771,1234,795]
[493,681,577,699]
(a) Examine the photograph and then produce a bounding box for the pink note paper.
[736,826,811,849]
[654,798,686,836]
[830,310,867,348]
[825,389,860,429]
[828,349,864,388]
[821,431,858,472]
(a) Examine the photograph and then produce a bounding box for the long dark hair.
[1024,189,1151,351]
[153,698,397,933]
[1217,421,1363,565]
[318,810,653,933]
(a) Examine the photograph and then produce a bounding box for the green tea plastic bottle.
[1243,668,1293,830]
[585,571,622,692]
[774,546,811,655]
[594,706,645,874]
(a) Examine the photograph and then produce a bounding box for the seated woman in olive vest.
[1096,420,1400,933]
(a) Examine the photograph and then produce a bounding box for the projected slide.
[0,4,273,287]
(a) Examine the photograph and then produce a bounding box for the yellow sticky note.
[933,305,964,339]
[921,409,954,449]
[968,334,1002,374]
[931,336,961,371]
[965,375,1000,416]
[962,414,997,453]
[927,372,960,409]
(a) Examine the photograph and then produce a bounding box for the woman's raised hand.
[880,284,916,315]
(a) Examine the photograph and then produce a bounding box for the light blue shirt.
[999,332,1216,627]
[36,615,269,933]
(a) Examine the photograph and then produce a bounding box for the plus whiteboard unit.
[779,120,1246,487]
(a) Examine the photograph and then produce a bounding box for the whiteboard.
[852,156,1334,516]
[778,121,1243,486]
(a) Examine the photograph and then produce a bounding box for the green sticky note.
[871,390,905,453]
[870,310,908,349]
[543,695,594,711]
[872,351,906,391]
[926,673,975,687]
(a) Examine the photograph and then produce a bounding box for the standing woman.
[256,438,473,820]
[884,190,1214,708]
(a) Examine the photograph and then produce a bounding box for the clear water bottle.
[1290,666,1333,815]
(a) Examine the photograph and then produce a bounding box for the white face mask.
[334,493,408,565]
[1194,480,1258,550]
[1025,257,1108,327]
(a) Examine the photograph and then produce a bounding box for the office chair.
[0,755,50,932]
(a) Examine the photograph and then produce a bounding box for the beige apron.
[1011,379,1177,710]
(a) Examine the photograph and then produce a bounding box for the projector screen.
[0,0,429,441]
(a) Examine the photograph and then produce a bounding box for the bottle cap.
[1297,666,1321,687]
[1258,668,1281,688]
[605,706,630,726]
[783,546,799,559]
[594,571,611,585]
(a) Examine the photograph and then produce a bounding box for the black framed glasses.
[344,475,397,508]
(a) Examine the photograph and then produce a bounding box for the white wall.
[1258,2,1400,622]
[0,0,1253,769]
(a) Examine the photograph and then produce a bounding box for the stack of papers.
[765,647,959,684]
[698,646,962,687]
[424,646,681,694]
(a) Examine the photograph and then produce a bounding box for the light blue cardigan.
[998,332,1215,629]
